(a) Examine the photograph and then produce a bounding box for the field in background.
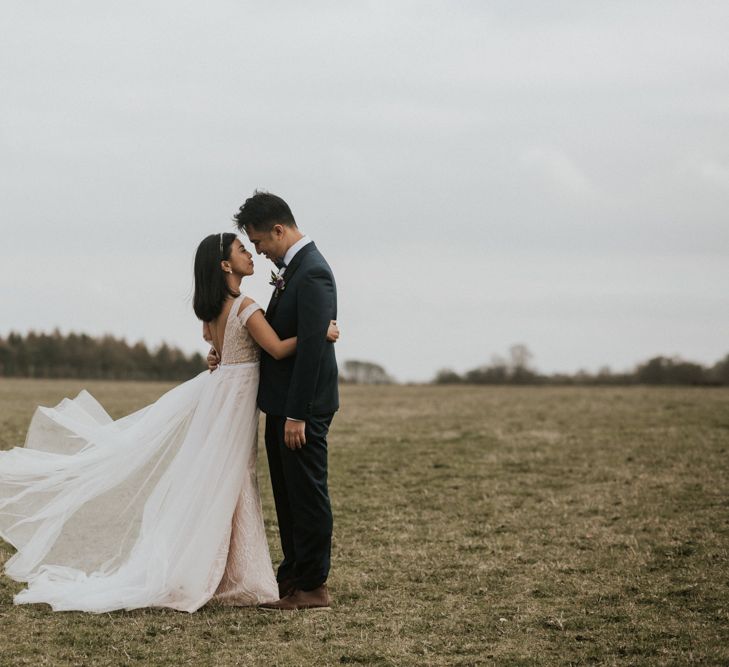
[1,378,728,666]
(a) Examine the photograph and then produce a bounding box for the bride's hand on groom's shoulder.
[327,320,340,343]
[207,347,220,372]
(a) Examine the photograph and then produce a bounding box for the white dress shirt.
[279,235,312,274]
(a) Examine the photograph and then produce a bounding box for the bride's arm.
[245,310,297,360]
[240,298,339,361]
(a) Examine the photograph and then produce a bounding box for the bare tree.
[341,360,393,385]
[508,344,536,383]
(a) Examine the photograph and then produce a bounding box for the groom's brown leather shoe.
[259,585,331,611]
[278,577,297,599]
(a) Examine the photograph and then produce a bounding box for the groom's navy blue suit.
[259,241,338,591]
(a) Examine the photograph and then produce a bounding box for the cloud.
[520,146,598,200]
[690,158,729,191]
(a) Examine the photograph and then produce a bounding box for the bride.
[0,232,338,613]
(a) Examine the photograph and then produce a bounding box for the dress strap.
[227,294,246,324]
[238,302,263,326]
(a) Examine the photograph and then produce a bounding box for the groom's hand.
[207,347,220,372]
[284,419,306,450]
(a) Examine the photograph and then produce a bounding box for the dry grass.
[1,378,728,665]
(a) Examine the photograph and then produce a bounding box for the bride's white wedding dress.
[0,294,278,612]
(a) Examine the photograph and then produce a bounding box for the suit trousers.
[264,413,333,592]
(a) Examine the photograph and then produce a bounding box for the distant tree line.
[0,331,398,385]
[339,360,393,384]
[3,332,726,387]
[0,331,205,381]
[434,344,729,387]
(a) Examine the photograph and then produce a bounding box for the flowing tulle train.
[0,363,278,612]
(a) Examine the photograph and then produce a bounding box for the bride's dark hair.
[193,233,239,322]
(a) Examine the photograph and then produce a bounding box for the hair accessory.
[219,233,224,257]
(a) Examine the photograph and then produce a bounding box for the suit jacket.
[259,242,339,419]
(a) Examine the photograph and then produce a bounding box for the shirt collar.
[282,235,312,268]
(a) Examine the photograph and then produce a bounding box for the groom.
[234,191,338,610]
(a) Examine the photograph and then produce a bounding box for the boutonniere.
[269,270,286,295]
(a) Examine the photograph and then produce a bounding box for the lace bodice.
[220,295,263,365]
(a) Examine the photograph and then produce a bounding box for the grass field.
[1,378,728,666]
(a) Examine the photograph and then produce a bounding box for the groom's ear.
[271,224,285,239]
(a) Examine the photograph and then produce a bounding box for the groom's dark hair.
[234,190,297,233]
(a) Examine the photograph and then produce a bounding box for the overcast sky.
[1,1,728,381]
